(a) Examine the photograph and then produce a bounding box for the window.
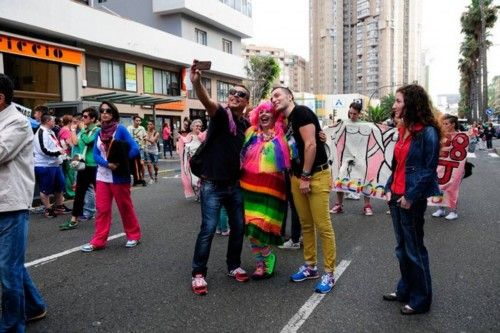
[217,81,234,102]
[222,39,233,54]
[196,29,207,46]
[143,66,180,96]
[188,77,211,99]
[86,56,135,91]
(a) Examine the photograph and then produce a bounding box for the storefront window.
[3,54,61,109]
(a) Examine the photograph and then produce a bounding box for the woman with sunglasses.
[384,84,441,315]
[81,101,142,252]
[59,108,100,230]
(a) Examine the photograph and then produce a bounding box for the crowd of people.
[1,57,495,330]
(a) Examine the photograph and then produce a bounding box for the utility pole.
[479,0,488,122]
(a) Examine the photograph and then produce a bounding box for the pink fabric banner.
[428,132,469,207]
[324,121,398,199]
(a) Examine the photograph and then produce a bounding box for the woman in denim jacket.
[384,84,441,315]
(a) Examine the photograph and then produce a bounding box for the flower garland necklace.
[258,128,275,142]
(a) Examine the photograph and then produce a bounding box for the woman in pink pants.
[81,101,142,252]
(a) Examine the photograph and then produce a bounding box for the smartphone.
[196,61,212,71]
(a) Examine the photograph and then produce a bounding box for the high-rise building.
[242,45,309,93]
[310,0,422,99]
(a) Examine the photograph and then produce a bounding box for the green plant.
[366,105,392,123]
[244,55,280,107]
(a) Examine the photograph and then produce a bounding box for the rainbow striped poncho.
[240,127,291,246]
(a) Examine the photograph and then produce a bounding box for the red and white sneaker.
[227,267,249,282]
[329,203,343,214]
[191,274,208,295]
[363,204,374,216]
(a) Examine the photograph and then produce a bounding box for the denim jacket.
[385,125,441,202]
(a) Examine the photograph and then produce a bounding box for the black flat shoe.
[382,292,398,301]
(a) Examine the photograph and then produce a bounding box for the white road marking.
[467,152,476,158]
[488,153,499,158]
[280,260,351,333]
[25,233,126,268]
[162,174,180,179]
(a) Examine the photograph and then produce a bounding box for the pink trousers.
[90,181,141,248]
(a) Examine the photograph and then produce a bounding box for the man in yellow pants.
[271,87,337,294]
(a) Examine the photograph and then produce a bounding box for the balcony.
[153,0,252,38]
[0,0,246,78]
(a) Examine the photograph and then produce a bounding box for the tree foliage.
[244,55,280,107]
[458,0,498,121]
[380,93,395,117]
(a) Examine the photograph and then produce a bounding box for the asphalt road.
[19,147,500,332]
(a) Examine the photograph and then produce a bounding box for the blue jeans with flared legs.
[388,195,432,312]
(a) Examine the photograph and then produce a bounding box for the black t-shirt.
[201,105,249,181]
[286,104,328,175]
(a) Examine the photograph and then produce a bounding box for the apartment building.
[0,0,252,129]
[243,44,309,93]
[310,0,422,100]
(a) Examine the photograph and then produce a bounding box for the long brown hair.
[397,84,442,140]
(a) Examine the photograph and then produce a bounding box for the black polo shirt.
[201,105,249,181]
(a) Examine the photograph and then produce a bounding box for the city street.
[25,148,499,333]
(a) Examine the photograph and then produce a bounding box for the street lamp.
[367,82,411,108]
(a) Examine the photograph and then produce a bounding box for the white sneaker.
[278,239,301,250]
[125,239,140,248]
[432,208,446,218]
[346,192,361,200]
[148,179,155,184]
[445,212,458,220]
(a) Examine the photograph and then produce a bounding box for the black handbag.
[189,140,206,178]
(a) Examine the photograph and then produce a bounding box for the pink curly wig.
[249,101,286,135]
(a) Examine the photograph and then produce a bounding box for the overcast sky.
[243,0,500,100]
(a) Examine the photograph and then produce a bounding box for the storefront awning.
[82,92,182,106]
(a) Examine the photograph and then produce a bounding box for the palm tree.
[459,0,498,121]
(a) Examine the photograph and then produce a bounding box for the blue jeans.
[83,185,96,218]
[0,210,46,332]
[281,171,301,243]
[217,207,229,232]
[388,195,432,312]
[163,139,173,157]
[192,180,245,277]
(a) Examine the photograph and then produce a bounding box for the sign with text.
[0,33,82,66]
[428,132,469,207]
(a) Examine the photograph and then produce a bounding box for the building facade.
[0,0,252,130]
[242,44,309,93]
[310,0,422,99]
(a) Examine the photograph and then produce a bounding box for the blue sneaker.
[315,273,335,294]
[290,265,319,282]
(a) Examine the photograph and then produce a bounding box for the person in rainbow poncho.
[240,101,291,279]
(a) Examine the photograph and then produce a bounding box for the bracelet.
[300,175,312,182]
[301,170,312,177]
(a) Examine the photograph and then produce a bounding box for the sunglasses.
[100,108,112,114]
[82,115,89,119]
[228,89,247,99]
